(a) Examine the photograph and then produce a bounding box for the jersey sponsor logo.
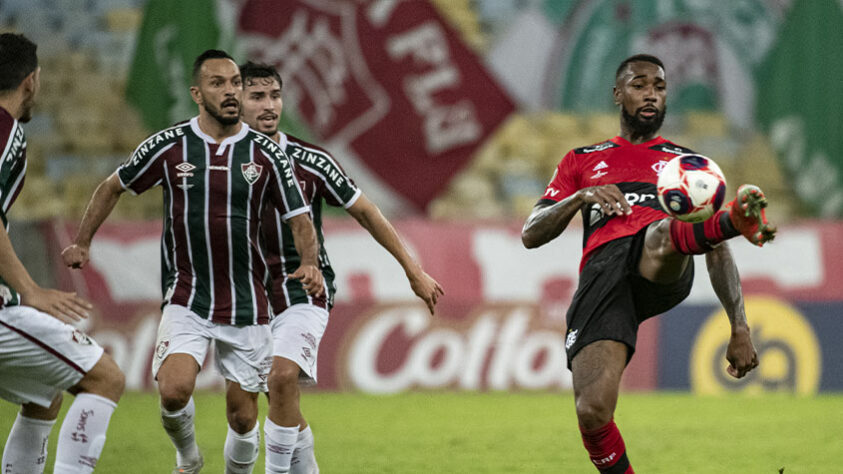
[208,165,229,171]
[241,162,263,185]
[652,160,670,175]
[2,125,25,165]
[590,170,607,180]
[175,162,196,178]
[129,127,185,166]
[290,147,346,188]
[565,328,578,350]
[576,142,618,154]
[544,188,561,198]
[650,143,692,155]
[592,161,609,171]
[624,191,656,206]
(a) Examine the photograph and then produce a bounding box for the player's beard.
[206,98,240,126]
[622,104,666,139]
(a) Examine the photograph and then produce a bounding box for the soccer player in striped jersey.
[239,62,444,474]
[0,33,125,474]
[522,54,776,473]
[62,50,323,474]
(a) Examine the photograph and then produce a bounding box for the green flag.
[126,0,224,131]
[756,0,843,217]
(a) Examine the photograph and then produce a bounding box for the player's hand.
[290,264,324,297]
[21,286,92,324]
[408,269,444,315]
[61,244,90,269]
[577,185,632,216]
[726,325,758,378]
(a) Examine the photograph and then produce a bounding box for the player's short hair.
[239,61,283,90]
[615,54,665,81]
[0,33,38,93]
[192,49,236,85]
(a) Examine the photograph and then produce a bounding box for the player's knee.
[158,381,193,411]
[227,407,257,434]
[100,354,126,398]
[73,353,125,403]
[575,396,613,430]
[267,362,300,394]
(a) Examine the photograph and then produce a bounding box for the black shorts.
[564,223,694,368]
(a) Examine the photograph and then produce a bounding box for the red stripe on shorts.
[0,319,86,374]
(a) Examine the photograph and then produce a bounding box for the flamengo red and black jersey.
[260,132,361,314]
[0,107,27,309]
[540,136,694,271]
[116,117,310,325]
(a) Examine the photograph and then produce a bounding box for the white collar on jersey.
[276,131,289,149]
[189,116,251,156]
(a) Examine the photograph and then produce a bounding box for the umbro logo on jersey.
[175,162,196,178]
[591,170,607,180]
[592,161,608,171]
[241,162,263,185]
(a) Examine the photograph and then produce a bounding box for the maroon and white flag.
[237,0,515,210]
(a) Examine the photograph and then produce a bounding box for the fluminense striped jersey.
[260,132,361,314]
[0,107,27,309]
[117,117,310,325]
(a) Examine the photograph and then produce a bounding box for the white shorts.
[0,305,104,408]
[270,304,329,385]
[152,304,273,393]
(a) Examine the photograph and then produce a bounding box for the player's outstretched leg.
[669,184,776,255]
[727,184,776,246]
[54,352,125,474]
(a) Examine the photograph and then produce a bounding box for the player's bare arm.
[705,242,758,379]
[347,193,444,315]
[0,223,91,322]
[61,173,126,269]
[287,213,325,297]
[522,184,632,249]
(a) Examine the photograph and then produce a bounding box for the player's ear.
[190,85,202,106]
[612,85,621,106]
[21,67,40,98]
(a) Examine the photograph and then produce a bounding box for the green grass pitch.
[2,391,842,473]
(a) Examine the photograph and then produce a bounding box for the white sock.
[2,413,55,474]
[53,393,117,474]
[264,418,299,474]
[289,426,318,474]
[224,423,260,474]
[160,397,201,466]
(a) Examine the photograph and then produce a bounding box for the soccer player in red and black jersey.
[239,62,443,474]
[522,54,776,473]
[62,50,324,473]
[0,33,125,474]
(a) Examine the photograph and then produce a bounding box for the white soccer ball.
[657,154,727,223]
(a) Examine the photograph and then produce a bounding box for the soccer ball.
[657,154,727,223]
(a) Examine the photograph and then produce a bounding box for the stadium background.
[1,0,843,471]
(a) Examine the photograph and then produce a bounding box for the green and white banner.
[755,0,843,217]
